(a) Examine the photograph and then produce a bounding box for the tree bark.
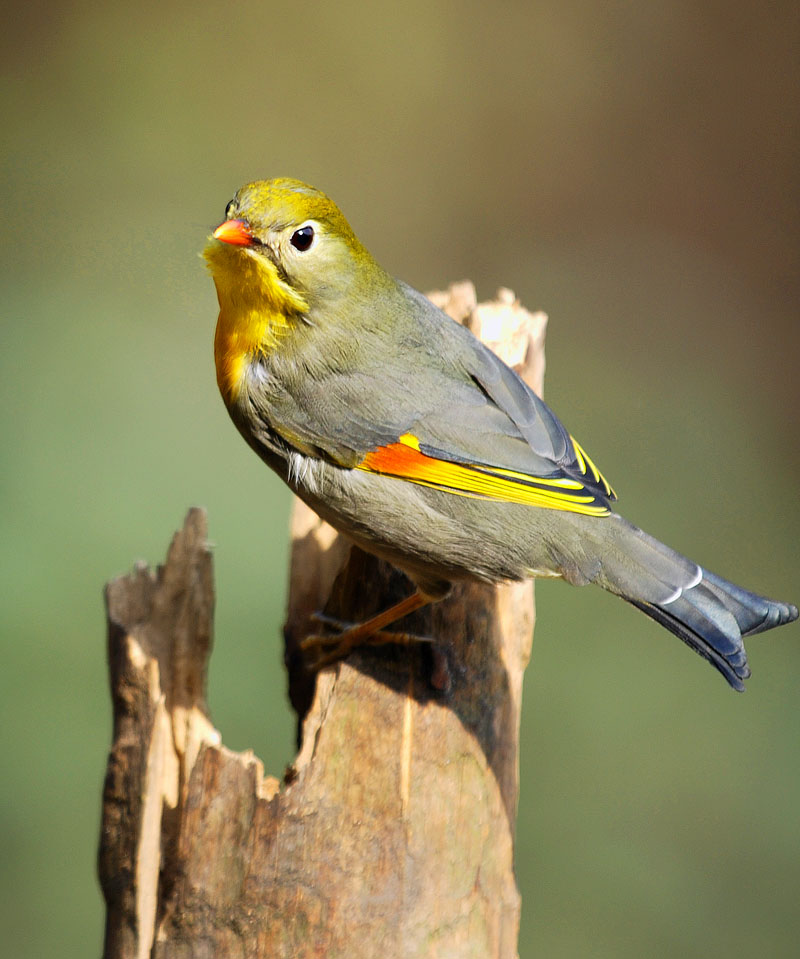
[99,284,547,959]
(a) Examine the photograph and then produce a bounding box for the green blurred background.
[2,2,798,956]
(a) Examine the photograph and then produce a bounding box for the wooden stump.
[98,284,548,959]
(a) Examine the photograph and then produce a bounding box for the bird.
[203,177,797,690]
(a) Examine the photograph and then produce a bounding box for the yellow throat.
[203,239,308,403]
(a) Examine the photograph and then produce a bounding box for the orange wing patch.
[358,433,611,517]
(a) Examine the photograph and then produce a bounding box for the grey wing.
[410,314,616,505]
[249,287,615,507]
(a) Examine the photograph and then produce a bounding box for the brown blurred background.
[1,2,798,956]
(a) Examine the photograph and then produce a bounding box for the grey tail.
[626,570,798,692]
[588,517,798,691]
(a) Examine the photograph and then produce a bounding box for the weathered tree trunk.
[98,284,547,959]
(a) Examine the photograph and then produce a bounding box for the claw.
[300,617,434,671]
[309,611,350,630]
[300,609,451,691]
[299,589,438,673]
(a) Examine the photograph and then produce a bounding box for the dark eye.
[225,200,236,219]
[290,225,315,252]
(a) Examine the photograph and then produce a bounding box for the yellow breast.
[212,305,273,402]
[204,238,308,404]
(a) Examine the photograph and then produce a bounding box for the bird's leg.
[301,590,433,668]
[310,611,429,646]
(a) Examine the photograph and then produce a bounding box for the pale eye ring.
[290,224,315,252]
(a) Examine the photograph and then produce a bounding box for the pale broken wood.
[98,284,548,959]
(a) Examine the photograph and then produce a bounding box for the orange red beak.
[213,219,253,246]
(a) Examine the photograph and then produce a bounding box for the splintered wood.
[99,284,546,959]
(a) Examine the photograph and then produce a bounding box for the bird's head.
[204,178,379,316]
